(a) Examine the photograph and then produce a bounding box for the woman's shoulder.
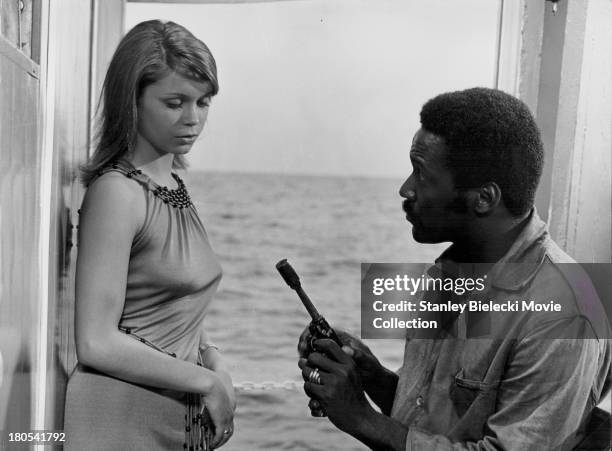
[86,170,142,200]
[81,170,146,225]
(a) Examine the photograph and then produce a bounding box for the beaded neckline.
[105,160,193,209]
[151,172,192,209]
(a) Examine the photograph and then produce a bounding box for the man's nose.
[399,178,416,201]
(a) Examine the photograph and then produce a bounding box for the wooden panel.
[517,0,545,114]
[30,0,41,62]
[43,0,94,429]
[536,0,611,263]
[0,0,20,46]
[0,33,41,432]
[533,0,574,223]
[563,0,612,262]
[519,0,611,262]
[495,0,522,95]
[0,0,34,58]
[20,0,34,58]
[0,0,91,431]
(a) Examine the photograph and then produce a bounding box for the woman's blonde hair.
[81,20,219,186]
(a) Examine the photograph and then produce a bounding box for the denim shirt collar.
[435,209,550,292]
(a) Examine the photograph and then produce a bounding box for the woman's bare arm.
[199,327,236,410]
[75,172,219,395]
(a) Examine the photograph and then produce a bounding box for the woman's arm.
[199,328,236,410]
[75,173,212,391]
[199,328,225,371]
[75,173,233,446]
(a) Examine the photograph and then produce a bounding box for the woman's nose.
[182,105,200,126]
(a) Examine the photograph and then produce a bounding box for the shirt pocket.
[450,368,500,419]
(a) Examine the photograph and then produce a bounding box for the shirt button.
[416,396,424,407]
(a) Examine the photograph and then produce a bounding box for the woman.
[64,20,235,450]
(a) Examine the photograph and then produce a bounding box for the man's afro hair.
[420,87,544,216]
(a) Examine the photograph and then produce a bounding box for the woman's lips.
[176,135,197,144]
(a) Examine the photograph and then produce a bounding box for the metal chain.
[233,380,303,391]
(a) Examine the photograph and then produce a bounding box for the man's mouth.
[402,200,413,217]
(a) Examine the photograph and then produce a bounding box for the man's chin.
[411,226,441,244]
[412,231,428,244]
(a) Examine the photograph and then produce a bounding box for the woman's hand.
[200,347,236,411]
[203,374,235,449]
[216,368,236,412]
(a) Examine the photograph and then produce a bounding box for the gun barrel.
[276,259,300,290]
[276,259,321,320]
[295,286,321,321]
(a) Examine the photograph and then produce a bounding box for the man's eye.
[166,101,182,109]
[198,99,211,108]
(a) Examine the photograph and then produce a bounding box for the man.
[298,88,611,450]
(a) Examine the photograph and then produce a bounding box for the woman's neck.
[128,139,177,188]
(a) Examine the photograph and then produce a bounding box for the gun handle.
[306,318,343,418]
[308,317,342,350]
[309,401,327,418]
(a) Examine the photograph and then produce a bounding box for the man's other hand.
[299,339,374,435]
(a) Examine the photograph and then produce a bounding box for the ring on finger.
[308,368,321,384]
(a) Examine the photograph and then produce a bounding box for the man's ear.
[474,182,501,215]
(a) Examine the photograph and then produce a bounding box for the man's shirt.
[390,210,612,450]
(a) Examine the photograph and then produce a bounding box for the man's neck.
[448,211,532,267]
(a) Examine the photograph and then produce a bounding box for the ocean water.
[186,171,447,450]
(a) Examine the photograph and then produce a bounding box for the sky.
[126,0,500,178]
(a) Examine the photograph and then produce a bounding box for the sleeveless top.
[93,159,223,364]
[66,159,222,450]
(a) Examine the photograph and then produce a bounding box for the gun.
[275,258,343,417]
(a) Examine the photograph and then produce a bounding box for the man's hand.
[299,338,374,435]
[298,327,385,389]
[297,337,408,449]
[298,326,398,414]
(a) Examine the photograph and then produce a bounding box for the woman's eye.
[166,101,182,109]
[197,100,211,108]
